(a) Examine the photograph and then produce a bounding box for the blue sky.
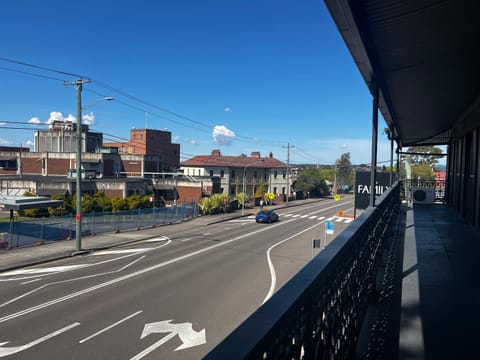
[0,0,394,166]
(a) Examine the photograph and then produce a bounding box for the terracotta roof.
[181,154,286,168]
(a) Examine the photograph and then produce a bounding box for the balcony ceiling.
[325,0,480,147]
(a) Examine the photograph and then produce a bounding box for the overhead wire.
[0,57,319,162]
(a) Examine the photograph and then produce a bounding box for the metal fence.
[205,182,401,359]
[0,202,198,249]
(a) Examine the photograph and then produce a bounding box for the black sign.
[355,171,392,209]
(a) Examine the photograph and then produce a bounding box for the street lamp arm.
[82,97,115,110]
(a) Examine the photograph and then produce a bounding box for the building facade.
[104,128,180,172]
[180,150,290,199]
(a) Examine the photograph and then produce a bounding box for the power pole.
[64,79,91,253]
[282,143,294,206]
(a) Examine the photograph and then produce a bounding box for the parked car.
[255,210,279,223]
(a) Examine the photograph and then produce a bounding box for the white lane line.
[0,240,171,282]
[318,216,326,220]
[0,322,80,357]
[308,216,317,219]
[292,214,300,218]
[2,265,88,277]
[144,236,170,242]
[0,256,146,309]
[300,215,308,218]
[79,310,143,344]
[0,219,294,324]
[283,214,293,217]
[92,249,149,255]
[262,221,324,305]
[20,278,43,285]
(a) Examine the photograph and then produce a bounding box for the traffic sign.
[326,221,334,235]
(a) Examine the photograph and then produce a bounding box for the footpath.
[0,198,323,273]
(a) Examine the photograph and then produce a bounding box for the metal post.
[389,134,394,186]
[242,167,247,215]
[369,81,379,207]
[65,78,93,253]
[75,81,83,252]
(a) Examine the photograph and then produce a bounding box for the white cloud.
[47,111,65,124]
[0,122,6,126]
[224,107,232,113]
[28,117,41,124]
[82,112,95,126]
[65,114,76,123]
[0,138,12,145]
[25,140,35,147]
[212,125,236,146]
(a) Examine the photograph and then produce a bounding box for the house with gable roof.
[180,150,290,200]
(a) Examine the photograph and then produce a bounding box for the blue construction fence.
[0,202,198,249]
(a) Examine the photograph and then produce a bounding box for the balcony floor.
[396,203,480,359]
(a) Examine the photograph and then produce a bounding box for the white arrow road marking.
[131,320,206,359]
[0,322,80,357]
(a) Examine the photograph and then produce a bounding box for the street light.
[65,78,113,253]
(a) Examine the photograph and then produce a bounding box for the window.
[274,170,278,179]
[283,171,286,179]
[210,170,214,177]
[231,170,235,178]
[198,169,201,176]
[254,171,257,178]
[221,170,224,178]
[273,187,277,194]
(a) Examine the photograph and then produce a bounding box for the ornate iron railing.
[403,179,446,203]
[205,182,401,359]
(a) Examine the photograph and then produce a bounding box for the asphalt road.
[0,196,354,359]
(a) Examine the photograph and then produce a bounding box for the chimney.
[269,152,273,158]
[251,151,261,158]
[212,149,221,156]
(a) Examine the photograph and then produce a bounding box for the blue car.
[255,210,279,223]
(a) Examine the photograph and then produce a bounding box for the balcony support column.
[369,81,379,207]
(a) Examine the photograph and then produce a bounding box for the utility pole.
[282,143,294,206]
[64,79,91,253]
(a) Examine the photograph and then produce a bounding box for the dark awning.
[325,0,480,147]
[0,196,63,210]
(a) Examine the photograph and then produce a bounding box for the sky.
[0,0,396,166]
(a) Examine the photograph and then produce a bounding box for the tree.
[236,192,249,209]
[406,146,444,167]
[295,167,329,197]
[404,145,444,180]
[335,152,353,192]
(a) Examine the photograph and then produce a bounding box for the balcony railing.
[403,179,446,203]
[205,182,401,359]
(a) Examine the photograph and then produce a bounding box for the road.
[0,196,354,359]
